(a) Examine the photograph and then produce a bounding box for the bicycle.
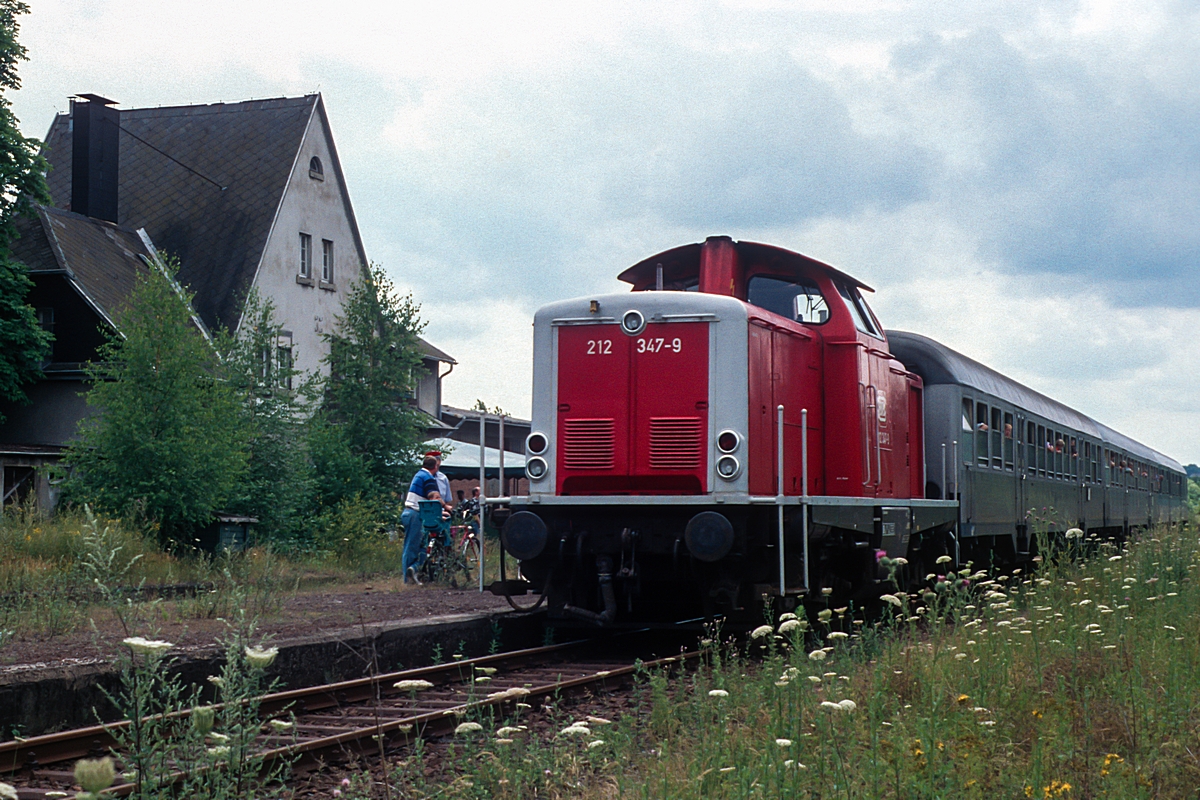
[416,500,475,588]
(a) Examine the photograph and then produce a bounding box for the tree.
[217,291,316,545]
[65,257,246,542]
[0,0,51,422]
[312,265,427,507]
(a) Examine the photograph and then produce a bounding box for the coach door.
[1016,414,1028,539]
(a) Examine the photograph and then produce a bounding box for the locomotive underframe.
[505,496,958,624]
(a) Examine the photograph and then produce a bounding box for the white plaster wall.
[249,108,366,378]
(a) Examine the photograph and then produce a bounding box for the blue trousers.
[402,508,425,576]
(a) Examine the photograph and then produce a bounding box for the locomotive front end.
[502,290,753,623]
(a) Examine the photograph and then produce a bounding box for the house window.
[299,233,312,278]
[309,156,324,180]
[322,239,334,283]
[276,346,293,390]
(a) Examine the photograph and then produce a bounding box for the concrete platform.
[0,609,546,737]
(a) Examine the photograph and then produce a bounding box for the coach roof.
[887,330,1182,473]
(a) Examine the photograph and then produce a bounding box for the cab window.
[747,275,830,324]
[835,282,882,337]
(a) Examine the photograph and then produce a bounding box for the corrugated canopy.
[424,439,526,477]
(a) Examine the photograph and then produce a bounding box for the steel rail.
[0,638,601,774]
[10,644,697,798]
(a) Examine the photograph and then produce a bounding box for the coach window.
[747,276,830,324]
[976,402,989,467]
[1037,425,1046,476]
[990,407,1002,468]
[1027,422,1037,475]
[962,399,974,463]
[1003,412,1014,470]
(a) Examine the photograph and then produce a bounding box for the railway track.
[1,632,698,798]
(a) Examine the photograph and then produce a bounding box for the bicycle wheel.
[458,537,482,582]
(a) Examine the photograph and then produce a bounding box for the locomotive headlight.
[525,456,548,481]
[717,429,741,453]
[621,309,646,336]
[716,455,741,480]
[526,431,548,455]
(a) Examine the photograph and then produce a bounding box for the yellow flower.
[956,694,969,704]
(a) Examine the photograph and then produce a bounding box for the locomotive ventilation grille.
[649,417,703,470]
[562,418,616,470]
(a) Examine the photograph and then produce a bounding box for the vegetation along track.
[1,632,699,797]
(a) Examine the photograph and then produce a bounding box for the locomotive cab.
[503,236,958,625]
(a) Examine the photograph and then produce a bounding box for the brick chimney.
[70,94,119,223]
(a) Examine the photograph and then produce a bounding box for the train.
[495,236,1188,624]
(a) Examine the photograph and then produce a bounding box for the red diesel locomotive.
[497,236,1186,624]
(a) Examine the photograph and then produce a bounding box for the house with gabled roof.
[0,93,455,508]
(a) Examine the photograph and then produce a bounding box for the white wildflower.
[0,784,17,800]
[455,722,484,735]
[708,689,729,698]
[268,719,294,732]
[779,618,806,634]
[837,699,857,713]
[775,738,793,747]
[394,679,435,692]
[244,646,279,670]
[827,631,849,640]
[879,594,903,608]
[587,739,606,749]
[808,650,827,662]
[751,624,774,639]
[560,724,591,736]
[74,758,117,794]
[936,555,952,565]
[122,637,173,656]
[475,666,497,675]
[207,745,231,757]
[587,715,612,725]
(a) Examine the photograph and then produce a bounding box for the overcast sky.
[12,0,1199,465]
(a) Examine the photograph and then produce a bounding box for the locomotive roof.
[887,330,1183,473]
[617,238,874,292]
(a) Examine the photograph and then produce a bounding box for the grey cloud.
[348,40,937,305]
[891,25,1200,303]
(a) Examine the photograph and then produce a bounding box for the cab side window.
[835,282,882,338]
[747,276,830,324]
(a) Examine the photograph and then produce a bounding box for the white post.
[499,415,506,497]
[479,413,487,593]
[801,407,809,593]
[777,404,785,597]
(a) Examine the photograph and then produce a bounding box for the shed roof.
[887,330,1183,472]
[41,95,321,332]
[12,206,156,329]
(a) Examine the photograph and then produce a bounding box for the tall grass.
[339,525,1200,799]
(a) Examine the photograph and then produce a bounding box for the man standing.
[425,450,454,513]
[402,455,441,585]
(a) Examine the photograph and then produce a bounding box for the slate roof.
[418,338,457,364]
[12,206,154,328]
[42,95,319,332]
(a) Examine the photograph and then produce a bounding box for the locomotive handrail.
[777,404,786,598]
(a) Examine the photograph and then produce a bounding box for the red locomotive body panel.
[556,321,710,495]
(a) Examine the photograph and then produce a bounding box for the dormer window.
[309,156,324,180]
